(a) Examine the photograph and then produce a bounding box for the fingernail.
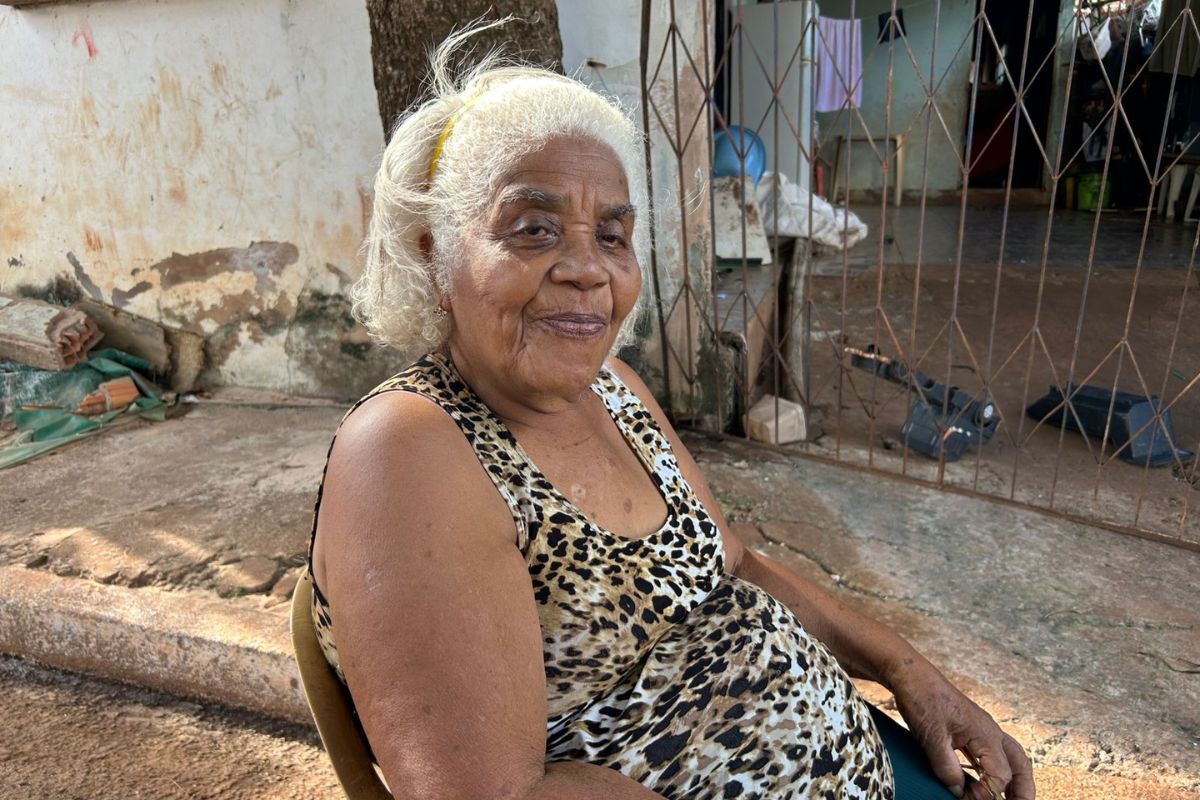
[949,785,965,799]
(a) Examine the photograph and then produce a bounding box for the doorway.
[967,0,1062,189]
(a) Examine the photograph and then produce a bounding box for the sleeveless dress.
[306,353,894,800]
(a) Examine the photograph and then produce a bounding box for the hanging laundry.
[1079,17,1114,62]
[815,16,863,112]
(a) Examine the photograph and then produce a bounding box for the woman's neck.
[444,342,602,436]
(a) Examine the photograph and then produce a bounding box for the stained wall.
[0,0,388,397]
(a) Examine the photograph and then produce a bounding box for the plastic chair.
[291,571,393,799]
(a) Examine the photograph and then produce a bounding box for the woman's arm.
[313,390,664,800]
[608,360,1034,800]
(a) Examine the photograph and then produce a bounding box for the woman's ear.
[419,231,434,262]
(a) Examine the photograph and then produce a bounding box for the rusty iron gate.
[638,0,1200,550]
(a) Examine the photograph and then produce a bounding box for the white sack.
[754,171,869,251]
[1079,18,1113,62]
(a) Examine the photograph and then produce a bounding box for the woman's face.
[443,136,641,405]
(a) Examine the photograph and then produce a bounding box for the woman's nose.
[550,237,609,290]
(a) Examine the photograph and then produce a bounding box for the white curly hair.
[351,20,650,356]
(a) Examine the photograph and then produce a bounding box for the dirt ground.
[3,653,1194,800]
[792,262,1200,546]
[704,205,1200,546]
[0,656,340,800]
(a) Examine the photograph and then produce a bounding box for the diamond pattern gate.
[638,0,1200,550]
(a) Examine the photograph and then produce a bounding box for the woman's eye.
[513,221,558,242]
[599,224,629,248]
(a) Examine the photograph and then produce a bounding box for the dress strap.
[590,364,689,501]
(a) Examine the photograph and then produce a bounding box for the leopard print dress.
[306,353,894,799]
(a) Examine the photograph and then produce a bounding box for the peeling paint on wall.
[66,252,104,301]
[0,0,387,398]
[149,242,299,293]
[110,281,152,306]
[283,290,406,397]
[196,289,404,398]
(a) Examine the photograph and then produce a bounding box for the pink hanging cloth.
[815,16,864,112]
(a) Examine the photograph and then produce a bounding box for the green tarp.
[0,348,168,469]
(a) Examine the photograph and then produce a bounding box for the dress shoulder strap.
[591,363,687,487]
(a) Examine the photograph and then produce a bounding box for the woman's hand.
[889,661,1035,800]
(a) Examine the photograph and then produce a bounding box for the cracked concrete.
[0,403,1197,796]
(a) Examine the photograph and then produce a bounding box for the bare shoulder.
[330,390,448,466]
[326,389,498,511]
[313,389,515,581]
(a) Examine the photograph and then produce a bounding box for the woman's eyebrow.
[600,203,636,221]
[498,187,567,210]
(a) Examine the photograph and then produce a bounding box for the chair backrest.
[291,571,393,799]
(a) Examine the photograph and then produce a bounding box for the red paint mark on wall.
[72,22,97,59]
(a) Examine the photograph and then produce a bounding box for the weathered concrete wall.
[557,0,714,419]
[817,0,976,196]
[368,0,562,134]
[0,0,389,398]
[558,0,640,78]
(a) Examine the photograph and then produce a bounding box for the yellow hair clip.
[428,94,483,184]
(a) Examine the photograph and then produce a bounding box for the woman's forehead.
[494,137,630,202]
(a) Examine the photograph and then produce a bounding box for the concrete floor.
[1,401,1198,795]
[812,205,1198,276]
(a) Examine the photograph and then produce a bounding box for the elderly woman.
[307,29,1034,800]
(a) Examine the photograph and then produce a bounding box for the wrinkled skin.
[443,137,641,416]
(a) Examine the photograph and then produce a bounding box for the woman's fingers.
[966,774,1005,800]
[890,666,1037,799]
[922,733,968,798]
[1002,734,1036,800]
[963,733,1014,800]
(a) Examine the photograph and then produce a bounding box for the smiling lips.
[536,312,608,338]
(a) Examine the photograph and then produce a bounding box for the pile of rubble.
[0,294,203,468]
